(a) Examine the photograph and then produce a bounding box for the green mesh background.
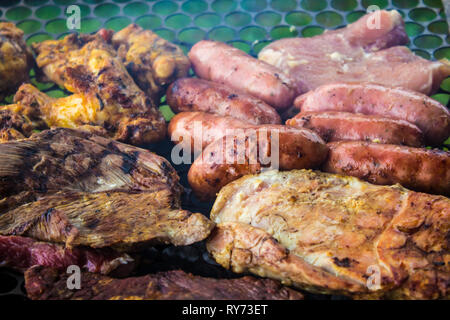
[0,0,449,301]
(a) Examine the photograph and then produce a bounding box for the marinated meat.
[167,78,281,125]
[286,111,424,147]
[189,40,297,109]
[323,141,450,196]
[32,33,166,145]
[294,83,450,146]
[25,267,303,300]
[0,22,33,99]
[111,24,190,103]
[207,169,450,299]
[259,10,450,95]
[0,235,134,276]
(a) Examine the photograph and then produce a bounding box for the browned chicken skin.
[0,22,33,100]
[32,32,166,145]
[207,170,449,299]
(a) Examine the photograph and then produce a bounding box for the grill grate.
[0,0,449,300]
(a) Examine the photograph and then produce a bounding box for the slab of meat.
[189,40,297,110]
[294,83,450,146]
[111,24,190,103]
[167,78,281,125]
[25,266,303,300]
[323,141,450,196]
[188,126,327,201]
[259,10,450,95]
[286,111,424,147]
[207,169,450,299]
[0,235,134,276]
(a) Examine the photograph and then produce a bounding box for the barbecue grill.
[0,0,449,300]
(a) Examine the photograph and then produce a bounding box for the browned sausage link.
[168,112,249,154]
[293,83,450,146]
[188,126,328,201]
[286,111,424,147]
[188,41,298,110]
[166,78,281,125]
[323,141,450,196]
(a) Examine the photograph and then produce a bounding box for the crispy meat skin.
[294,83,450,146]
[207,170,450,299]
[0,128,213,250]
[0,235,134,276]
[25,267,303,300]
[31,33,165,145]
[323,141,450,196]
[286,111,424,147]
[167,78,281,125]
[259,11,450,95]
[111,24,190,103]
[0,22,32,99]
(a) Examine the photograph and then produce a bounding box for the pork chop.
[259,10,450,95]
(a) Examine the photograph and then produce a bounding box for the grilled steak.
[259,10,450,95]
[207,170,450,299]
[25,266,303,300]
[0,235,134,276]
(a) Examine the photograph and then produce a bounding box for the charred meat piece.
[259,10,450,95]
[25,267,303,300]
[0,22,33,99]
[0,190,214,251]
[32,33,166,145]
[189,40,298,110]
[286,111,424,147]
[207,170,450,299]
[0,108,33,142]
[0,235,134,276]
[323,141,450,196]
[188,126,328,201]
[167,78,281,125]
[111,24,190,103]
[294,83,450,146]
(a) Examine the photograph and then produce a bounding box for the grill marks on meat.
[207,170,450,299]
[111,24,190,104]
[286,111,425,147]
[259,10,450,95]
[25,267,303,300]
[0,235,134,276]
[0,128,213,251]
[31,32,166,145]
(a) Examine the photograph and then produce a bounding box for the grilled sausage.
[294,83,450,146]
[168,112,248,154]
[286,111,424,147]
[166,78,281,125]
[188,41,298,110]
[188,126,328,201]
[323,141,450,196]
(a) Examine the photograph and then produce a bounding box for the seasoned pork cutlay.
[259,10,450,95]
[294,83,450,146]
[207,170,450,299]
[32,33,166,145]
[111,24,191,103]
[0,235,135,276]
[286,111,424,147]
[0,22,33,99]
[25,267,303,300]
[323,141,450,196]
[0,128,213,252]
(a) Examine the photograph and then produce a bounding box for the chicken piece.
[32,33,166,145]
[259,10,450,94]
[207,170,450,299]
[25,267,303,300]
[0,22,33,99]
[111,24,190,103]
[0,235,135,276]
